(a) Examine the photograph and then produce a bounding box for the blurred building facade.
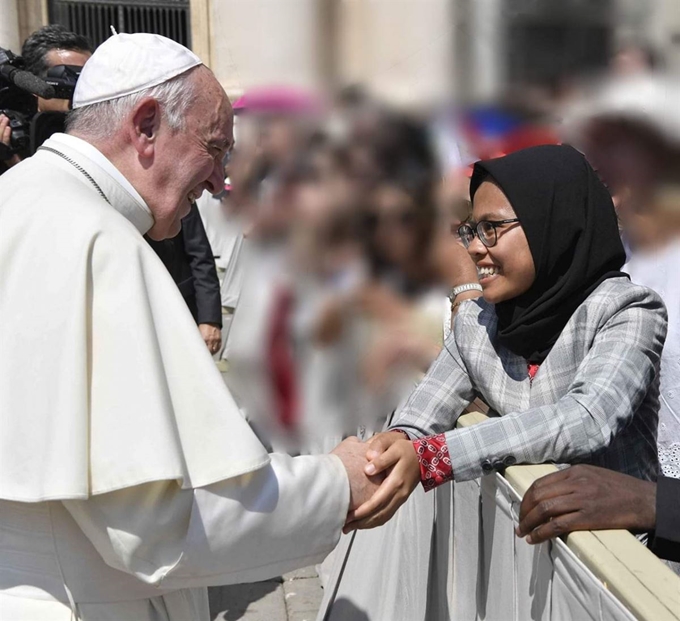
[0,0,679,103]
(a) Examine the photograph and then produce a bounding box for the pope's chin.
[148,200,191,240]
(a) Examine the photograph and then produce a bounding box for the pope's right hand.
[332,437,384,512]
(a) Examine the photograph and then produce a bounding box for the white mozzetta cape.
[0,134,270,501]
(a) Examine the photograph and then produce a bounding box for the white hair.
[66,68,198,140]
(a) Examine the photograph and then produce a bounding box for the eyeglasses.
[455,218,520,248]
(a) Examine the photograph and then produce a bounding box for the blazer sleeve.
[389,330,477,438]
[442,291,667,481]
[181,203,222,327]
[649,475,680,562]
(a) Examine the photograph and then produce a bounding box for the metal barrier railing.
[454,412,680,621]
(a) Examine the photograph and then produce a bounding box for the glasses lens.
[457,224,474,247]
[478,222,496,247]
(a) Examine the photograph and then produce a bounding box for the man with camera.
[1,24,91,170]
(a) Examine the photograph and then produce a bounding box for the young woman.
[348,143,665,529]
[318,144,667,621]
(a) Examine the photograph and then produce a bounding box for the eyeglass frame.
[455,218,520,248]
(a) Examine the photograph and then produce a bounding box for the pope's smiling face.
[145,67,233,240]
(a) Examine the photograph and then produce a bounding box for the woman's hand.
[365,430,406,460]
[343,437,420,532]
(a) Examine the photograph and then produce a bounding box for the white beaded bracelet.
[448,283,483,302]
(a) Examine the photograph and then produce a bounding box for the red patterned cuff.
[413,434,454,491]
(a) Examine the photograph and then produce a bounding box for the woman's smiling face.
[468,180,536,304]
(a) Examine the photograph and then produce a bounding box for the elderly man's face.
[146,68,233,239]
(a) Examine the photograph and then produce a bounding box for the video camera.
[0,46,82,162]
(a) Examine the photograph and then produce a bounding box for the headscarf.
[469,144,627,363]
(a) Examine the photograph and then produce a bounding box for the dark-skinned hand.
[516,464,656,545]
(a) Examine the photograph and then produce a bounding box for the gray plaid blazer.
[391,277,667,482]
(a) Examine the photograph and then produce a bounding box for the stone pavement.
[209,566,323,621]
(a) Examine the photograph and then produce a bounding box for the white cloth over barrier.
[319,472,637,621]
[449,474,635,621]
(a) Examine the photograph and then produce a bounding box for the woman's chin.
[482,283,510,304]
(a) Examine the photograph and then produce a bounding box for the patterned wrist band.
[413,434,454,491]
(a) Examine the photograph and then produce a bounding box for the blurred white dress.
[626,240,680,478]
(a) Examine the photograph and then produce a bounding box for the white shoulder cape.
[0,135,269,501]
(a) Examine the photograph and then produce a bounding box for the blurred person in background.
[195,166,248,356]
[284,140,369,455]
[145,202,223,355]
[571,74,680,482]
[311,112,452,433]
[223,88,324,451]
[610,39,663,77]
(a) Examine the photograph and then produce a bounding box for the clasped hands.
[332,431,420,534]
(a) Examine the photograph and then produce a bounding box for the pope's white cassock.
[0,131,349,620]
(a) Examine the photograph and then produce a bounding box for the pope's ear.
[130,97,161,157]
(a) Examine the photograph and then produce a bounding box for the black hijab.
[469,144,627,364]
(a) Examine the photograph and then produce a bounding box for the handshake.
[331,432,421,533]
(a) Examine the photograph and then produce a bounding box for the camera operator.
[21,24,92,112]
[1,24,92,170]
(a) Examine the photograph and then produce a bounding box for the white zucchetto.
[73,33,202,109]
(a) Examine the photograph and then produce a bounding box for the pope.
[0,33,378,620]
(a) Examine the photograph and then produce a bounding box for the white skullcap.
[72,33,202,109]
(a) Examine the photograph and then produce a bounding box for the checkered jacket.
[391,277,667,482]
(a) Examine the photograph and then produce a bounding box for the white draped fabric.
[318,474,636,621]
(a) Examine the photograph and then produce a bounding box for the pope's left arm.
[62,453,349,588]
[443,290,667,482]
[182,202,222,327]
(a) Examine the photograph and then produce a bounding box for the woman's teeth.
[477,266,498,278]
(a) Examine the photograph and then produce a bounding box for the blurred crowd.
[202,37,680,472]
[2,25,679,475]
